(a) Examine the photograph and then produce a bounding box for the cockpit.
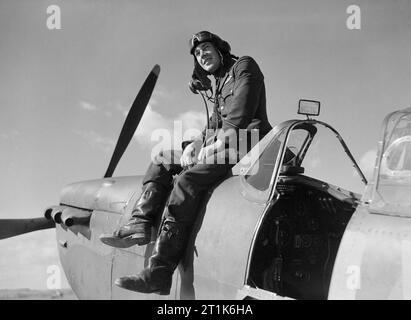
[240,100,368,299]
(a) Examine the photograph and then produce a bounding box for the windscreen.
[370,110,411,215]
[244,129,287,192]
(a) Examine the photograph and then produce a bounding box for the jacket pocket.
[219,84,234,117]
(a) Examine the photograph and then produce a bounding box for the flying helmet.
[189,31,231,55]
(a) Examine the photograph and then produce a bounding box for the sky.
[0,0,410,290]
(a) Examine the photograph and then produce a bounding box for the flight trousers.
[142,149,234,226]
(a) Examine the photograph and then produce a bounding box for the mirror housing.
[298,99,320,117]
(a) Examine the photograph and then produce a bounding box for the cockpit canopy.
[366,108,411,217]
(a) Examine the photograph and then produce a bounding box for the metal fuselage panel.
[183,175,267,300]
[328,205,411,299]
[56,210,119,299]
[60,176,142,213]
[56,174,267,300]
[57,176,145,299]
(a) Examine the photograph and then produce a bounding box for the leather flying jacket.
[203,55,272,147]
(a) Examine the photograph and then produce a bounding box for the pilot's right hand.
[180,140,201,168]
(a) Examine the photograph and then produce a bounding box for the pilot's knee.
[152,150,165,165]
[174,172,197,196]
[174,171,189,185]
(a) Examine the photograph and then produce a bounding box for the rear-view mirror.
[298,99,320,116]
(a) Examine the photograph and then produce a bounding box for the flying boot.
[99,182,168,248]
[114,220,188,295]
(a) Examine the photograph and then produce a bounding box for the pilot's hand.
[180,142,198,168]
[198,140,224,162]
[197,145,212,162]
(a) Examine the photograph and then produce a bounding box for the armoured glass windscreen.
[284,128,310,164]
[244,129,287,191]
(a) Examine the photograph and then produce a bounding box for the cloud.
[134,104,205,149]
[77,87,206,152]
[150,85,175,105]
[0,130,21,140]
[358,148,378,181]
[134,104,169,140]
[113,102,128,116]
[177,110,206,134]
[78,100,114,118]
[79,101,98,111]
[131,85,206,148]
[73,129,116,153]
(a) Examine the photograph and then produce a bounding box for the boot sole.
[99,234,150,248]
[157,290,170,295]
[115,281,170,295]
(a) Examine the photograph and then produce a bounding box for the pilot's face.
[194,42,221,74]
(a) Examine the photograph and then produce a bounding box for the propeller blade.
[104,64,161,178]
[0,218,55,240]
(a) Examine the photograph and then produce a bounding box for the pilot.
[100,31,272,294]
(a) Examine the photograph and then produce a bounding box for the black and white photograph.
[1,0,411,305]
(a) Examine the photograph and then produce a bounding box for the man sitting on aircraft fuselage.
[100,31,272,295]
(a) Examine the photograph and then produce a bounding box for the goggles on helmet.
[190,31,219,55]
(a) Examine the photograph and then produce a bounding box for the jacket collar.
[213,56,236,80]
